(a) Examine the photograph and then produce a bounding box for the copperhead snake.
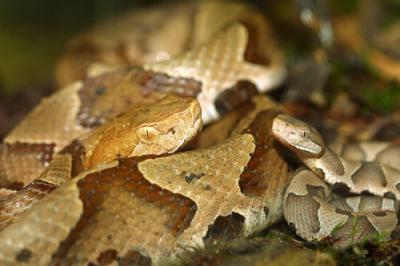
[0,1,398,265]
[272,114,400,247]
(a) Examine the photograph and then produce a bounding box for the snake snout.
[272,114,324,157]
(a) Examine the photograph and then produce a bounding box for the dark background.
[0,0,284,95]
[0,0,165,95]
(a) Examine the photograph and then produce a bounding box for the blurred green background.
[0,0,165,95]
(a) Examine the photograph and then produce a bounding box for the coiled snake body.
[0,1,399,265]
[272,114,400,247]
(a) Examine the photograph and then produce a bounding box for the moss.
[324,49,400,116]
[359,81,400,114]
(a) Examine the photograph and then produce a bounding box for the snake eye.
[137,127,160,143]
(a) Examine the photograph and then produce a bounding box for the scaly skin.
[0,95,202,231]
[272,114,400,247]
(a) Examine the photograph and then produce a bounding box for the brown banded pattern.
[273,114,400,247]
[54,158,197,265]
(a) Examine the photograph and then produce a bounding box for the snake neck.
[302,148,345,179]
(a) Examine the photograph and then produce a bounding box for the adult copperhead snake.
[0,1,398,265]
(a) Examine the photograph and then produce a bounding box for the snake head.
[83,95,202,168]
[135,96,202,154]
[272,114,325,157]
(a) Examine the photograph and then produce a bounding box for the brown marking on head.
[272,114,325,158]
